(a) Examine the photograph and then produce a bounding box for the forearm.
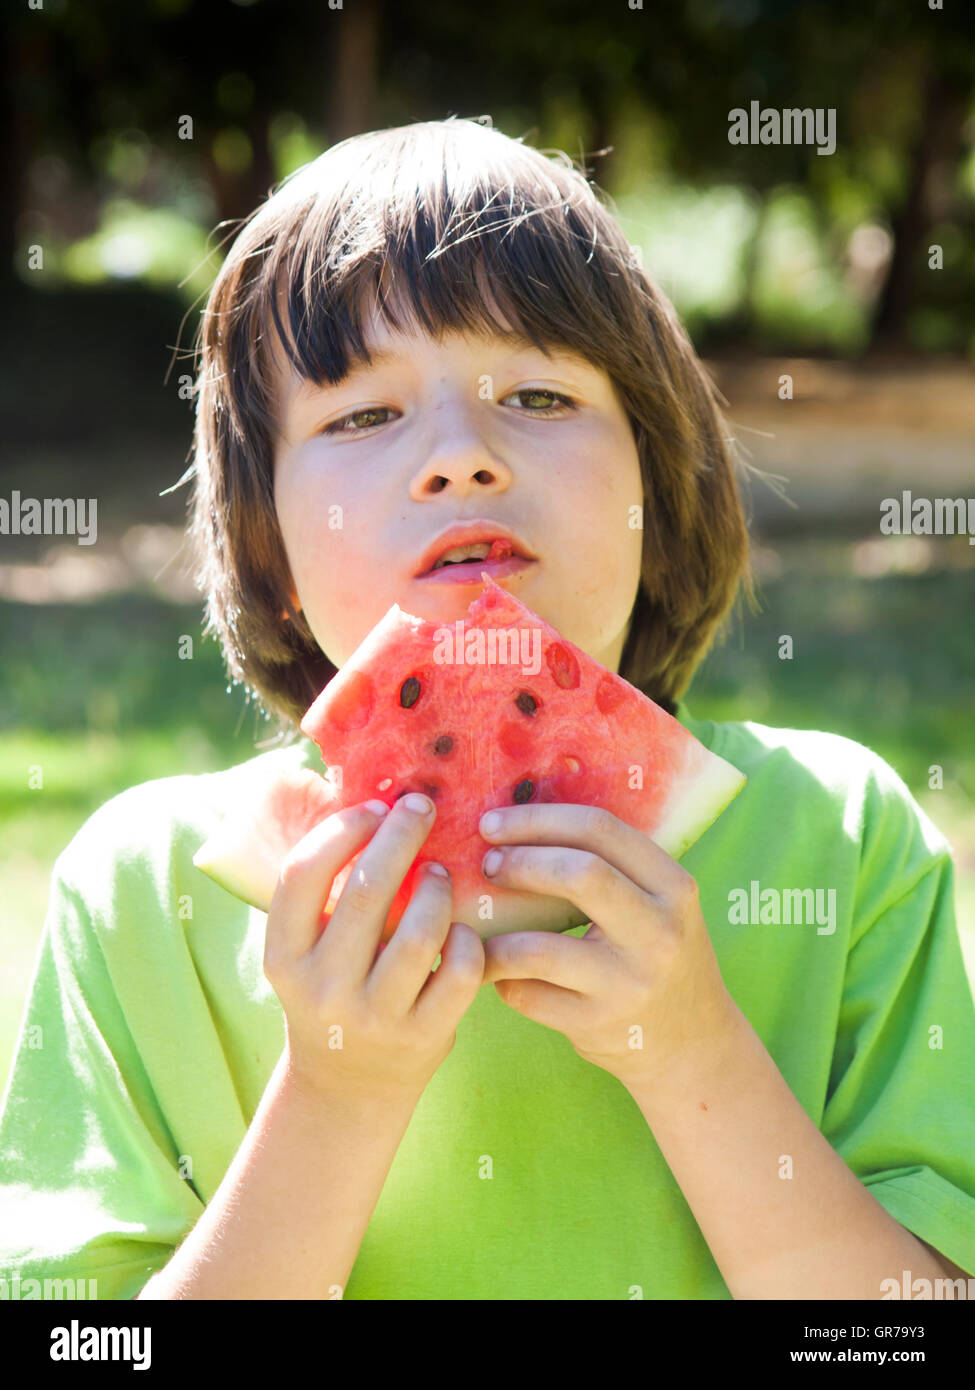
[625,1002,946,1300]
[137,1052,420,1300]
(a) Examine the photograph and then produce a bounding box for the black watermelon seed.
[395,784,438,802]
[433,735,454,755]
[513,779,535,804]
[515,692,537,716]
[400,676,421,708]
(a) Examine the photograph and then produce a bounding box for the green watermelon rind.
[192,765,340,915]
[193,750,745,922]
[192,742,747,920]
[193,822,281,913]
[648,739,746,859]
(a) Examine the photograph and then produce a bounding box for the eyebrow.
[294,329,569,398]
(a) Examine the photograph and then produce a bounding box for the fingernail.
[364,800,391,817]
[480,810,502,834]
[403,792,433,815]
[427,862,449,877]
[483,849,503,877]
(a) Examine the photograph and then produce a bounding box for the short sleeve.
[820,758,975,1279]
[0,856,205,1300]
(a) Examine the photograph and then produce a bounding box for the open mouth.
[416,537,535,584]
[416,554,535,584]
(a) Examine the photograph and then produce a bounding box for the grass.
[1,543,973,1094]
[0,592,276,1095]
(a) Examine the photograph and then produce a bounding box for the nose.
[408,405,513,499]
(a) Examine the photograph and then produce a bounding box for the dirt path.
[705,357,975,533]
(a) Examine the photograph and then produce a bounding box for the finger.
[267,802,391,964]
[365,862,456,1014]
[313,792,437,984]
[481,928,604,992]
[412,920,485,1029]
[479,802,692,901]
[482,841,660,955]
[493,976,585,1035]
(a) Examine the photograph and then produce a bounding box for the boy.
[1,116,974,1301]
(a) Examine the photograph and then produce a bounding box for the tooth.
[433,542,492,569]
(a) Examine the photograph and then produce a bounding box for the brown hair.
[183,116,752,742]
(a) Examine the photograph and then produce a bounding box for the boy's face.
[270,296,644,674]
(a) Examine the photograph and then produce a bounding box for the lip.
[415,555,535,585]
[412,519,537,579]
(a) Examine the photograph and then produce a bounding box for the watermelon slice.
[194,573,745,940]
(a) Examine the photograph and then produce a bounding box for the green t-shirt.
[2,711,975,1300]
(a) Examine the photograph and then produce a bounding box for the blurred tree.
[3,0,973,353]
[327,0,379,146]
[871,66,971,349]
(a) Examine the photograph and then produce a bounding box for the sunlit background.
[2,0,974,1089]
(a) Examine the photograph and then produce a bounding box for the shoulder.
[687,714,951,865]
[693,716,897,792]
[52,736,321,897]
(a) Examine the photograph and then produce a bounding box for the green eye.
[318,389,576,437]
[507,389,576,413]
[321,407,395,436]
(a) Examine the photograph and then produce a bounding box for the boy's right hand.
[263,794,485,1108]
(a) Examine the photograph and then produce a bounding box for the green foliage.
[691,560,975,801]
[8,1,973,351]
[0,594,279,766]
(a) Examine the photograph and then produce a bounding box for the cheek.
[580,528,642,620]
[273,460,303,563]
[275,459,347,579]
[560,446,643,596]
[275,481,383,667]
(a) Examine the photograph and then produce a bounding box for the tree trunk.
[585,106,615,192]
[2,25,38,286]
[869,68,968,352]
[327,0,380,145]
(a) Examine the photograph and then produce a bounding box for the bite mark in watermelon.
[193,574,745,940]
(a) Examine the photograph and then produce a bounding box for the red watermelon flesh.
[194,573,745,941]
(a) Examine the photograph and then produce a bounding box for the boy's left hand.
[478,802,740,1092]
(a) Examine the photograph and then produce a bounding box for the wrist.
[620,995,750,1113]
[273,1048,424,1123]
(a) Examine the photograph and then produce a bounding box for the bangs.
[189,116,751,736]
[255,118,637,397]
